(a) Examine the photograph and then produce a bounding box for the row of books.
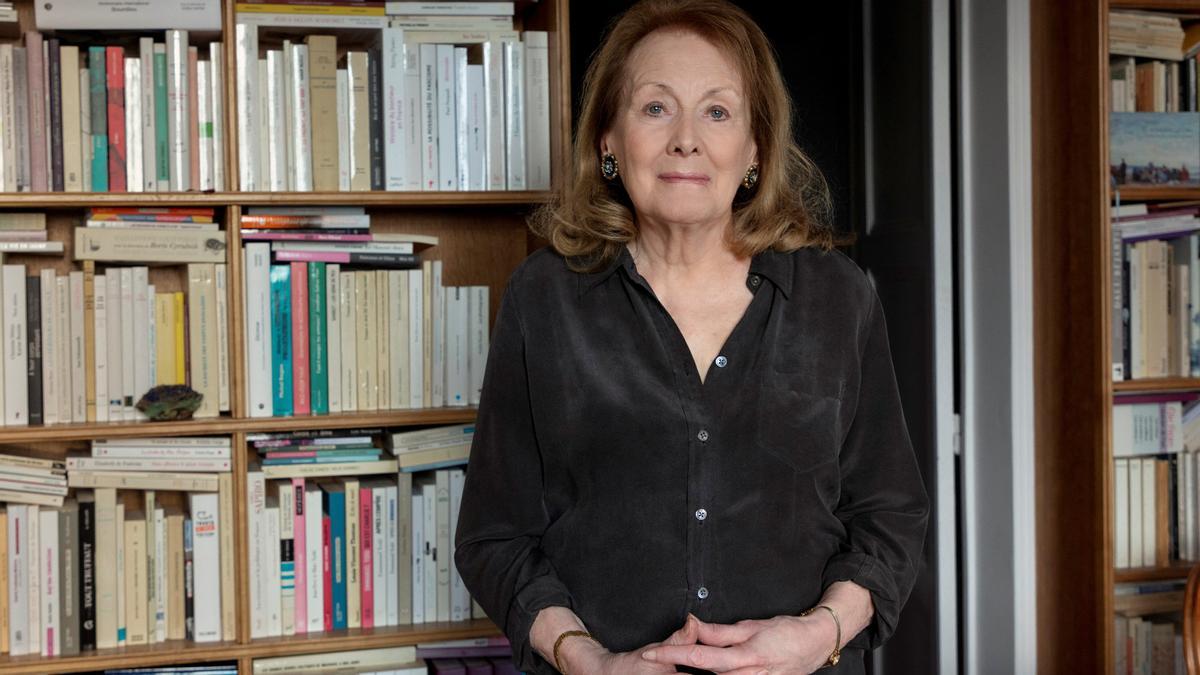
[245,463,478,637]
[0,31,226,193]
[251,642,518,675]
[1109,56,1200,113]
[1112,399,1199,458]
[243,247,489,417]
[1114,609,1185,675]
[234,1,518,31]
[235,25,550,192]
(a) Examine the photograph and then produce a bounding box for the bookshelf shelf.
[1112,377,1200,393]
[1112,185,1200,202]
[1109,0,1200,11]
[0,408,478,444]
[243,619,500,659]
[0,191,556,209]
[1115,562,1196,583]
[0,640,244,675]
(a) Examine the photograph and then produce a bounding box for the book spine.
[245,244,274,416]
[376,270,390,410]
[26,276,42,426]
[431,260,443,407]
[291,44,313,191]
[368,46,384,190]
[291,262,311,416]
[93,489,116,648]
[48,39,64,191]
[360,485,373,627]
[88,47,108,191]
[165,30,189,192]
[264,502,281,636]
[502,41,524,190]
[216,264,229,412]
[291,478,307,632]
[371,486,386,625]
[383,28,405,190]
[26,33,47,192]
[188,493,220,642]
[321,512,332,631]
[327,264,342,414]
[78,63,89,193]
[309,262,328,414]
[524,31,550,190]
[197,59,212,191]
[2,266,26,425]
[248,469,267,638]
[187,46,199,191]
[130,267,149,419]
[482,39,503,190]
[388,271,405,409]
[270,265,294,416]
[329,488,346,629]
[340,271,357,411]
[337,69,350,190]
[93,266,108,423]
[139,38,156,192]
[396,472,412,624]
[411,488,423,623]
[60,46,83,192]
[357,271,377,410]
[454,47,468,191]
[82,261,95,422]
[348,51,370,191]
[343,479,359,628]
[436,44,455,190]
[183,518,193,640]
[209,44,225,191]
[106,47,126,192]
[408,269,423,407]
[40,507,57,655]
[420,43,436,190]
[58,506,77,655]
[304,485,322,633]
[13,46,30,193]
[468,286,487,405]
[306,35,338,191]
[236,24,259,191]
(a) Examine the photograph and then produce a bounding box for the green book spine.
[308,262,328,414]
[88,46,108,192]
[153,49,169,186]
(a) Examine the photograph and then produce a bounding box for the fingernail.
[642,650,657,660]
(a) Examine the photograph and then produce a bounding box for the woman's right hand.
[567,614,703,674]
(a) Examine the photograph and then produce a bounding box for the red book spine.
[359,486,374,628]
[322,514,332,632]
[187,46,200,192]
[290,262,311,415]
[105,46,126,192]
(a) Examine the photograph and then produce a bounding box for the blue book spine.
[262,453,383,466]
[270,265,294,416]
[308,262,329,414]
[88,46,108,191]
[326,488,347,630]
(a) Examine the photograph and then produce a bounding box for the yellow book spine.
[173,292,186,387]
[154,295,173,385]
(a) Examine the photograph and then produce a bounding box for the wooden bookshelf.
[1115,561,1196,583]
[0,0,571,670]
[1113,377,1200,392]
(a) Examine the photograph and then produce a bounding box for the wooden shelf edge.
[0,408,476,443]
[1115,562,1195,583]
[1111,185,1200,202]
[0,191,555,208]
[1113,377,1200,393]
[1110,0,1200,10]
[0,620,502,674]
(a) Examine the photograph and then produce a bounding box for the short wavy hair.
[532,0,838,272]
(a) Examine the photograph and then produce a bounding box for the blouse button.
[695,508,707,521]
[748,274,762,288]
[697,586,709,600]
[697,429,709,442]
[714,355,727,368]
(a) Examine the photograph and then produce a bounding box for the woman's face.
[602,29,757,232]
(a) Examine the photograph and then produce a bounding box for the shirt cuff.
[505,575,577,674]
[821,551,899,651]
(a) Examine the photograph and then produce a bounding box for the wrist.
[558,634,607,673]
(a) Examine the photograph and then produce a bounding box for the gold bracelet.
[799,604,842,668]
[552,629,597,674]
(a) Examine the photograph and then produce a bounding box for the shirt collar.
[576,245,794,299]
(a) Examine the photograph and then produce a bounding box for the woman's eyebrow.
[631,82,740,98]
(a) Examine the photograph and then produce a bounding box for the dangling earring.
[742,163,759,190]
[601,153,620,180]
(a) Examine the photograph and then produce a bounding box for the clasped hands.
[568,611,838,675]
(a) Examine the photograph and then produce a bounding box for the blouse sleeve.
[820,287,930,650]
[454,275,574,675]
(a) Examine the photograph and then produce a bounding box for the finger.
[641,644,761,672]
[694,618,761,647]
[663,613,702,646]
[720,668,767,675]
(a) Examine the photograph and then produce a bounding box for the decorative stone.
[136,385,205,421]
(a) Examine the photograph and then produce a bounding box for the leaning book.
[1111,112,1200,187]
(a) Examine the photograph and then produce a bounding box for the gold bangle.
[552,629,596,674]
[799,604,842,668]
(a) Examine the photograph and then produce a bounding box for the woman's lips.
[658,173,710,184]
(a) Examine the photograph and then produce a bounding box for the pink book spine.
[187,47,199,192]
[360,485,374,628]
[291,478,308,633]
[275,250,355,264]
[264,451,318,460]
[240,232,373,242]
[321,515,332,632]
[25,32,47,192]
[290,262,311,415]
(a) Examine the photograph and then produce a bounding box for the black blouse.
[454,244,929,674]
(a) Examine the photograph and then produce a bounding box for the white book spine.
[264,502,282,637]
[188,492,221,642]
[7,505,27,655]
[281,43,293,190]
[245,243,274,417]
[167,30,190,191]
[236,23,259,191]
[278,483,296,636]
[421,483,435,622]
[388,271,405,410]
[40,508,58,655]
[467,64,485,191]
[435,470,450,621]
[0,45,13,192]
[39,269,56,425]
[259,58,271,191]
[215,263,229,412]
[524,31,550,190]
[340,270,358,411]
[327,264,342,413]
[197,60,213,191]
[446,287,469,406]
[131,267,150,420]
[1188,451,1197,560]
[68,271,84,423]
[125,58,144,193]
[383,28,405,190]
[140,37,156,192]
[209,43,225,191]
[27,503,40,654]
[115,502,124,645]
[410,492,423,623]
[468,286,488,406]
[408,269,424,407]
[94,489,117,648]
[2,265,26,425]
[154,507,166,642]
[94,274,109,423]
[248,469,268,638]
[454,47,468,191]
[118,268,133,420]
[420,43,437,191]
[483,40,505,190]
[436,44,456,190]
[503,40,525,190]
[290,43,313,192]
[1130,458,1143,567]
[431,260,444,407]
[347,51,370,192]
[336,69,351,191]
[384,483,399,626]
[79,65,91,193]
[55,277,69,423]
[304,484,323,633]
[449,469,467,621]
[60,46,83,192]
[402,42,422,190]
[372,486,386,625]
[266,50,287,192]
[1142,457,1156,566]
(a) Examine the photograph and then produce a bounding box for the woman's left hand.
[639,613,839,675]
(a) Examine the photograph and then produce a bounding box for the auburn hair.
[531,0,838,272]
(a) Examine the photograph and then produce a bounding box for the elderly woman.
[454,1,929,673]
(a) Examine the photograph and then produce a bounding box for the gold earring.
[601,153,619,180]
[742,163,759,189]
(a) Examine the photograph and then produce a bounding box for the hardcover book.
[1111,112,1200,187]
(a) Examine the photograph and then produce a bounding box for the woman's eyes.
[645,102,666,116]
[709,107,729,120]
[642,103,732,120]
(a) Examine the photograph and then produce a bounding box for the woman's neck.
[628,218,742,281]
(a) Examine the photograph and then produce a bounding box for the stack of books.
[77,207,226,265]
[253,646,427,675]
[66,438,232,492]
[241,207,433,269]
[0,30,225,193]
[0,452,67,507]
[101,667,237,675]
[1111,12,1186,62]
[251,428,386,468]
[0,3,16,37]
[388,423,473,472]
[0,213,63,254]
